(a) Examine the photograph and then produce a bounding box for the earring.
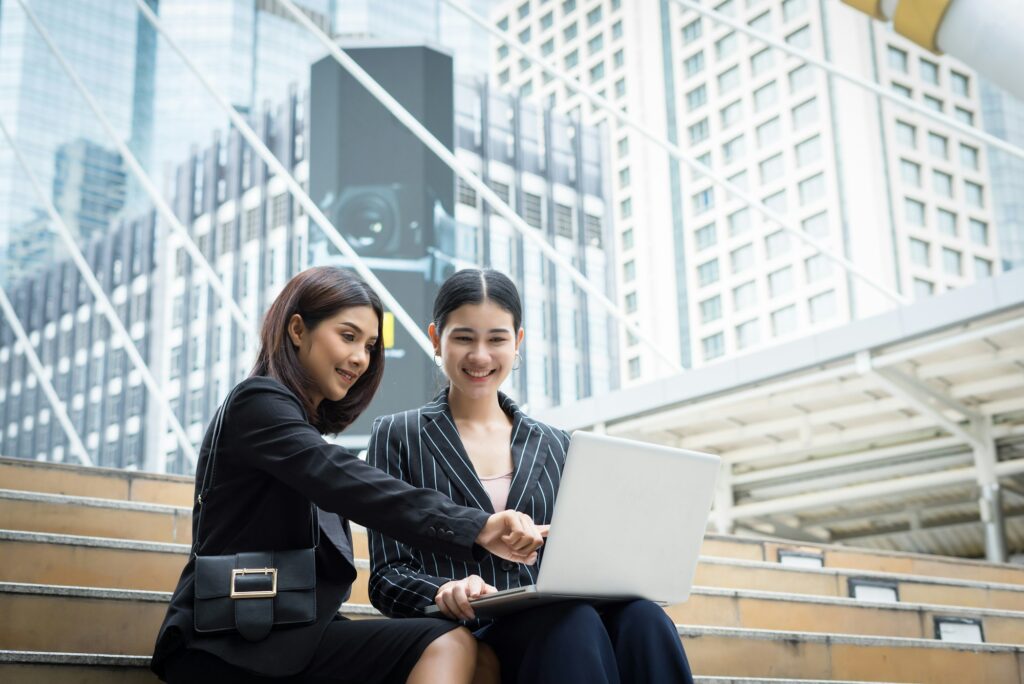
[434,353,443,368]
[512,352,522,371]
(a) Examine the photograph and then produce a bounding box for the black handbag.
[192,386,319,642]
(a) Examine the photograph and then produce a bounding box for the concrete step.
[679,624,1024,683]
[3,624,1020,684]
[0,457,193,507]
[0,651,156,683]
[6,580,1023,656]
[0,489,192,544]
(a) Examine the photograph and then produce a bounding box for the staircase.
[2,455,1022,683]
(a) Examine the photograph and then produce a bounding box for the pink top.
[479,471,514,512]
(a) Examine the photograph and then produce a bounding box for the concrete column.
[972,416,1007,563]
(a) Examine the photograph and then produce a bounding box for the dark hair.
[432,268,523,334]
[251,266,385,434]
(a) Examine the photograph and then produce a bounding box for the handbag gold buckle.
[230,567,278,599]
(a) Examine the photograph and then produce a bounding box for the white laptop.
[425,431,721,618]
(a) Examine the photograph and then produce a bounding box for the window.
[696,223,717,250]
[611,20,623,39]
[798,173,826,204]
[730,243,754,273]
[540,11,553,29]
[628,357,640,379]
[620,197,633,219]
[700,295,722,323]
[951,71,970,96]
[541,39,555,56]
[698,259,720,286]
[687,85,707,111]
[887,45,908,72]
[702,333,725,361]
[783,0,808,21]
[795,135,822,166]
[751,48,774,75]
[765,230,790,259]
[684,52,705,77]
[965,181,984,208]
[624,292,637,313]
[733,281,757,311]
[614,78,626,97]
[975,257,993,278]
[682,19,702,43]
[587,33,604,55]
[564,22,578,41]
[754,82,778,112]
[736,319,760,349]
[919,59,939,85]
[693,188,714,213]
[562,0,576,11]
[792,98,819,129]
[618,167,631,188]
[904,198,926,226]
[497,16,510,30]
[892,82,912,99]
[728,169,749,190]
[924,95,944,112]
[457,177,478,207]
[909,237,930,266]
[806,253,831,281]
[757,117,781,147]
[937,209,957,237]
[554,204,573,238]
[720,100,742,128]
[689,118,710,144]
[617,136,629,156]
[728,208,751,236]
[749,11,771,32]
[518,27,532,43]
[900,159,922,187]
[896,120,916,147]
[768,266,794,297]
[786,25,811,49]
[589,61,605,82]
[498,69,510,85]
[960,143,979,170]
[764,190,787,212]
[517,2,530,19]
[718,66,741,94]
[809,290,837,322]
[759,153,784,183]
[933,170,953,197]
[771,305,797,336]
[613,49,625,68]
[914,278,934,298]
[970,219,989,245]
[928,132,948,158]
[955,106,974,124]
[789,64,813,92]
[802,211,828,238]
[715,32,738,60]
[622,228,634,250]
[942,248,962,276]
[722,135,745,163]
[523,193,543,228]
[715,0,737,17]
[586,5,602,26]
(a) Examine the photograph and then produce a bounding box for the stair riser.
[0,499,191,544]
[0,541,185,591]
[0,461,193,507]
[0,663,157,682]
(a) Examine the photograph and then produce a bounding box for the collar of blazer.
[419,389,551,514]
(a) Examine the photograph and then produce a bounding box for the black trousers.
[161,615,457,683]
[476,600,694,684]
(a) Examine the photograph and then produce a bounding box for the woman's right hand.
[475,510,547,565]
[434,574,498,621]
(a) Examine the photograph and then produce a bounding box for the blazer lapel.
[503,393,550,513]
[420,391,494,513]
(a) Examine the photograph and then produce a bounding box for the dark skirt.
[161,615,459,683]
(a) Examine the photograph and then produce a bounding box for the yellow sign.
[382,312,395,349]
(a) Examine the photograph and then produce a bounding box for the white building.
[491,0,1004,383]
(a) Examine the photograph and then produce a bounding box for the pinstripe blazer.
[366,389,570,620]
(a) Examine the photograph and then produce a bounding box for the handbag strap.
[191,381,320,557]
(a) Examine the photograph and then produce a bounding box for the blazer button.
[500,560,516,572]
[427,526,437,538]
[443,530,456,539]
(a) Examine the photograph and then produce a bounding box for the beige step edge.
[0,457,192,486]
[6,581,1024,628]
[0,488,189,515]
[4,528,1024,597]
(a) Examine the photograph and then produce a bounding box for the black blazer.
[151,376,490,678]
[366,389,569,620]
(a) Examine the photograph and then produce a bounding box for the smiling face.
[430,300,523,401]
[289,305,380,408]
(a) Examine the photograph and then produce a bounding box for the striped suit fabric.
[366,389,569,620]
